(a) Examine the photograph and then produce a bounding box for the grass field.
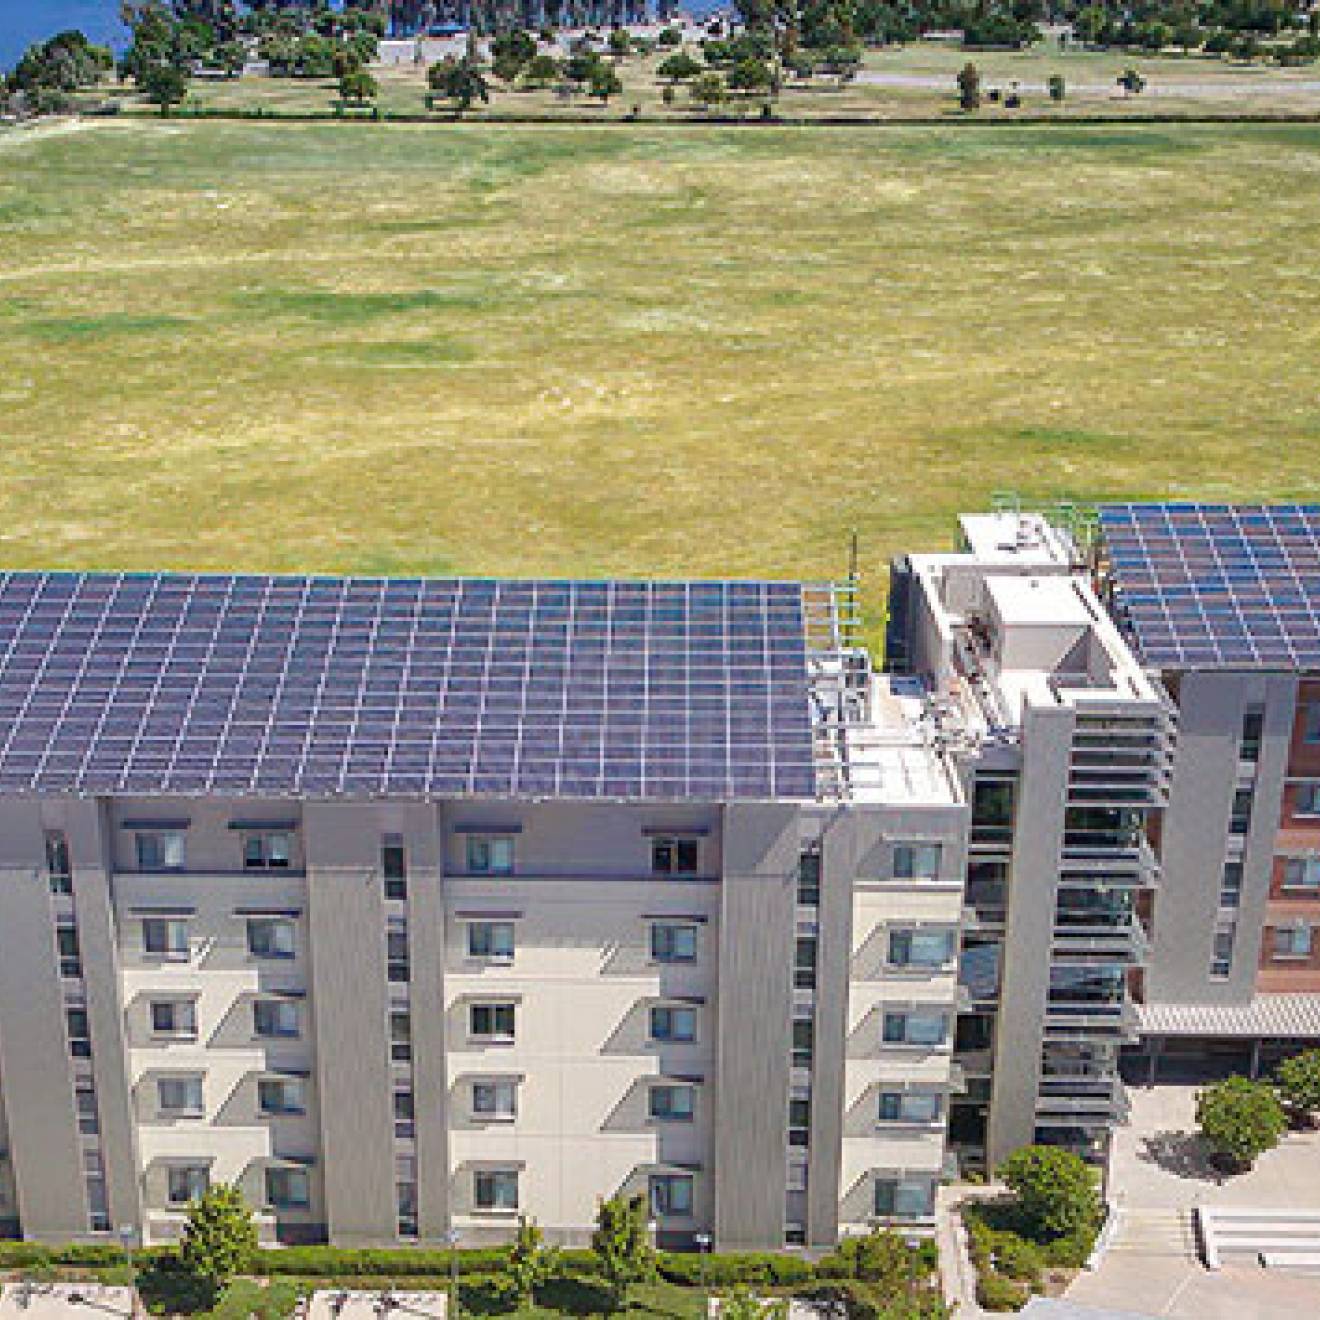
[3,119,1320,637]
[99,38,1320,122]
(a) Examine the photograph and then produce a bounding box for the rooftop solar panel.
[1097,504,1320,670]
[0,574,817,803]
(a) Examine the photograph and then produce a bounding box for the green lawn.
[4,119,1320,637]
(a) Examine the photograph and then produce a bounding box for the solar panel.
[0,573,817,803]
[1097,504,1320,670]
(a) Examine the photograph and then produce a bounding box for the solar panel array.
[1098,504,1320,669]
[0,574,817,802]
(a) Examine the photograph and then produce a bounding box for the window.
[142,917,189,959]
[253,999,299,1039]
[893,843,941,881]
[157,1075,204,1117]
[1230,790,1253,836]
[792,1018,814,1067]
[1298,784,1320,817]
[652,837,699,876]
[882,1011,947,1047]
[874,1178,933,1220]
[1305,702,1320,745]
[971,779,1015,843]
[470,1002,516,1041]
[1220,861,1244,908]
[390,1009,412,1062]
[468,921,515,961]
[167,1165,209,1207]
[648,1084,695,1122]
[66,1007,91,1059]
[258,1077,306,1116]
[247,918,295,959]
[398,1179,418,1237]
[795,936,817,989]
[151,999,197,1038]
[878,1091,941,1124]
[646,1177,691,1214]
[382,837,407,900]
[387,929,410,983]
[1241,707,1264,762]
[887,929,955,969]
[467,836,514,875]
[45,829,72,894]
[1211,927,1235,979]
[265,1166,310,1210]
[651,923,697,964]
[394,1088,415,1138]
[474,1169,519,1212]
[135,830,186,871]
[473,1080,518,1120]
[798,846,821,906]
[788,1097,810,1147]
[1283,857,1320,890]
[649,1005,696,1043]
[649,1174,693,1218]
[56,925,81,978]
[1273,925,1314,959]
[243,831,292,870]
[75,1084,99,1136]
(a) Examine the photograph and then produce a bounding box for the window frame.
[648,1173,694,1219]
[649,1004,697,1043]
[881,1010,948,1048]
[382,837,408,900]
[135,829,186,872]
[887,927,955,970]
[247,917,296,960]
[258,1076,306,1117]
[892,842,942,881]
[873,1176,934,1221]
[45,828,72,893]
[1298,783,1320,818]
[253,998,300,1040]
[877,1090,942,1125]
[648,1083,696,1123]
[142,917,190,961]
[265,1166,310,1210]
[156,1074,205,1119]
[651,836,700,877]
[469,1001,517,1042]
[1283,856,1320,891]
[467,920,516,962]
[473,1168,520,1213]
[472,1080,518,1121]
[166,1164,210,1207]
[1273,924,1314,960]
[150,998,198,1039]
[650,922,698,964]
[467,835,515,876]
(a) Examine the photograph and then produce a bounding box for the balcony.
[1043,998,1139,1043]
[1052,913,1150,964]
[1036,1074,1129,1123]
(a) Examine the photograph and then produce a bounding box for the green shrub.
[976,1272,1029,1311]
[998,1146,1101,1242]
[1041,1227,1094,1269]
[1196,1075,1286,1171]
[990,1233,1042,1283]
[657,1251,813,1287]
[253,1245,512,1277]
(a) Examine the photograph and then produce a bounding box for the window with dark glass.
[788,1097,810,1146]
[797,846,821,906]
[382,837,408,899]
[794,936,817,989]
[45,829,72,894]
[1240,708,1264,762]
[652,836,700,876]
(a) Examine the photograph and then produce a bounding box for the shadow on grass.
[1136,1129,1225,1184]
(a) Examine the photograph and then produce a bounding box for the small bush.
[254,1245,512,1277]
[976,1271,1029,1311]
[991,1233,1043,1283]
[1041,1227,1093,1269]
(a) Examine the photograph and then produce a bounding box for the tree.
[8,31,113,94]
[689,71,725,107]
[1276,1049,1320,1124]
[957,60,980,111]
[177,1184,257,1306]
[657,52,702,81]
[141,60,189,112]
[608,28,632,57]
[1196,1075,1286,1171]
[591,1194,655,1311]
[508,1215,558,1308]
[523,54,561,87]
[339,68,378,102]
[1117,67,1146,96]
[429,56,490,112]
[589,62,623,102]
[658,26,683,45]
[998,1146,1101,1241]
[728,56,774,94]
[1047,73,1065,101]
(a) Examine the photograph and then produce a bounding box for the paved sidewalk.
[1065,1085,1320,1318]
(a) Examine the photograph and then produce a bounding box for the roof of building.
[1098,503,1320,670]
[0,572,817,803]
[1138,994,1320,1039]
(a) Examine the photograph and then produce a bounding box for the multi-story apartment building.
[1094,504,1320,1083]
[0,572,968,1250]
[888,513,1171,1172]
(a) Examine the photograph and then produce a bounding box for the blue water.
[0,0,127,72]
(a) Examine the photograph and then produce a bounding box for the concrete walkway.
[1066,1085,1320,1318]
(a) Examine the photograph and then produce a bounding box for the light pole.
[693,1232,712,1295]
[445,1227,461,1320]
[117,1225,137,1319]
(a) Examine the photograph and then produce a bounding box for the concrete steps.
[1106,1207,1198,1259]
[1197,1207,1320,1269]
